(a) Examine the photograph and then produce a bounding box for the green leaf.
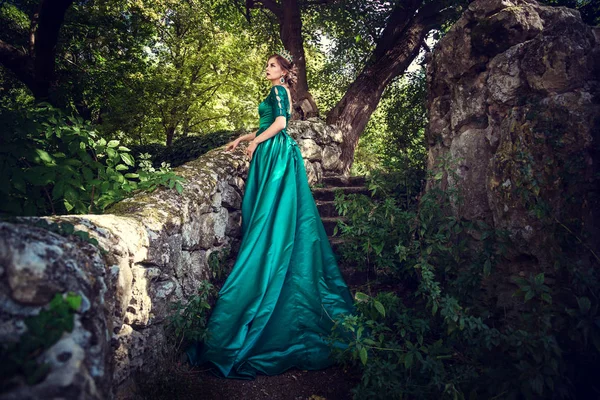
[121,153,135,166]
[115,164,129,171]
[35,149,54,164]
[359,346,368,365]
[374,300,385,317]
[52,181,65,200]
[355,292,369,302]
[65,293,82,311]
[524,291,535,303]
[125,173,140,179]
[175,181,184,194]
[534,273,544,286]
[404,352,413,369]
[118,146,131,152]
[541,293,552,304]
[106,148,117,160]
[60,223,75,235]
[82,167,94,181]
[107,140,120,148]
[64,200,74,212]
[483,259,491,276]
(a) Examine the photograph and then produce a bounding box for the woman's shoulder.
[269,85,288,95]
[270,85,291,102]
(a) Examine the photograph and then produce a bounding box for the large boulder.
[426,0,600,293]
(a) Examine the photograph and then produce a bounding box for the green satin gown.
[186,85,355,379]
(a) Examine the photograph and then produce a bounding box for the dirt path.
[136,364,360,400]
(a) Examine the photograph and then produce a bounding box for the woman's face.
[265,57,285,82]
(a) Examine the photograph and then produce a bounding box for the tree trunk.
[279,0,319,119]
[166,126,176,147]
[0,0,74,101]
[327,1,449,172]
[246,0,319,118]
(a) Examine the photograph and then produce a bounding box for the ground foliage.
[329,156,600,399]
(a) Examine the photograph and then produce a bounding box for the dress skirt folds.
[186,85,355,379]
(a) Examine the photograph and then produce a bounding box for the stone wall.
[0,119,344,399]
[426,0,599,298]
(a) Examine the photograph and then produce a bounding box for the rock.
[221,183,242,209]
[322,146,343,171]
[426,0,600,303]
[304,160,318,185]
[0,223,110,400]
[297,138,322,161]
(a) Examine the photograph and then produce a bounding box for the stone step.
[316,201,338,218]
[322,175,367,188]
[321,216,346,236]
[328,236,346,253]
[312,186,370,201]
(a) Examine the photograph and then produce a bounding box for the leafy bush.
[128,143,167,164]
[352,70,428,178]
[166,280,216,350]
[0,103,184,216]
[330,158,600,399]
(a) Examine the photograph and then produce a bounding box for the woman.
[186,51,355,379]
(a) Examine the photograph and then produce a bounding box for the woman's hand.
[225,138,241,152]
[246,141,258,161]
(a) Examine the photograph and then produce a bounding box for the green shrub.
[330,157,600,399]
[166,280,216,350]
[0,103,184,216]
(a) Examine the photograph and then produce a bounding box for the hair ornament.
[277,49,293,64]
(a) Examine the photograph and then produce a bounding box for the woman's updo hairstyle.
[270,53,299,90]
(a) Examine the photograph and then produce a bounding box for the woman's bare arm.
[251,117,286,145]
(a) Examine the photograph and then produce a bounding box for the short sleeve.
[269,86,288,117]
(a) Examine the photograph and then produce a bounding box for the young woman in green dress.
[186,51,355,379]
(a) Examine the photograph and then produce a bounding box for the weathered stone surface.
[304,160,317,184]
[322,145,343,171]
[426,0,600,302]
[0,119,343,399]
[296,138,322,161]
[221,183,242,209]
[0,224,110,400]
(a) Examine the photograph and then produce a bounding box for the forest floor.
[130,360,360,400]
[129,262,369,400]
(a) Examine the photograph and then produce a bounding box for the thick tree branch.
[0,39,35,88]
[326,0,455,172]
[371,0,421,61]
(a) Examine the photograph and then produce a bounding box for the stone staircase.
[311,175,369,252]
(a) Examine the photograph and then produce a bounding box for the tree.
[240,0,467,172]
[0,0,74,100]
[240,0,320,118]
